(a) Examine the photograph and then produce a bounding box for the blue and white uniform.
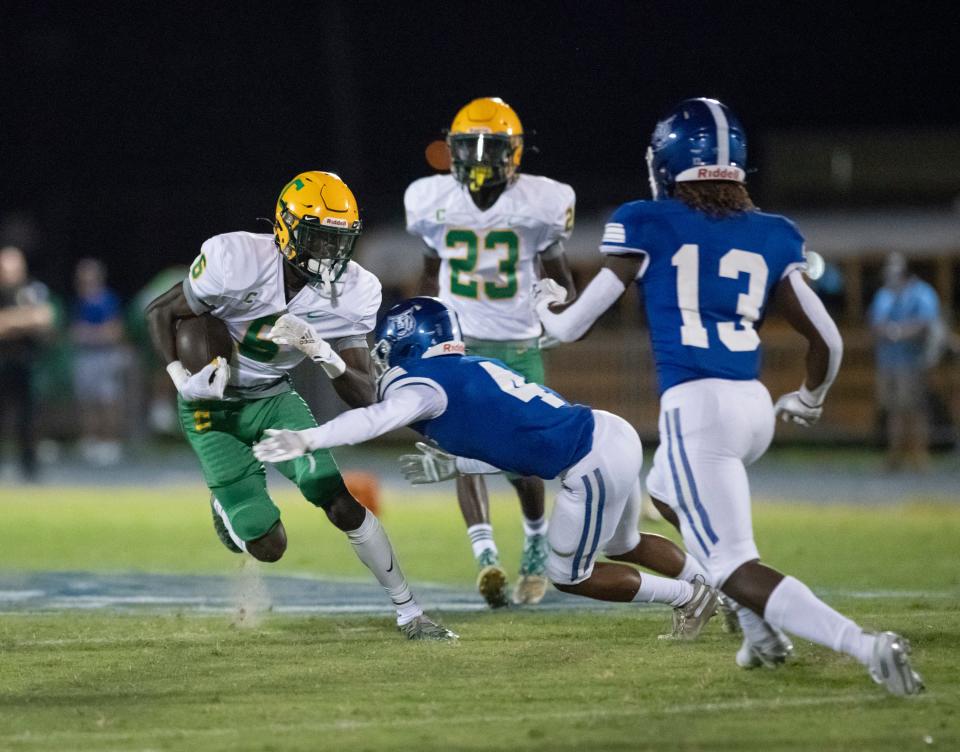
[296,353,644,585]
[600,199,805,585]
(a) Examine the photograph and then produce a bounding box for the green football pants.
[178,390,345,541]
[464,337,545,384]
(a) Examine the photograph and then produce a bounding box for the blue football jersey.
[378,355,595,479]
[600,199,806,393]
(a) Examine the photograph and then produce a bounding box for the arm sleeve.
[330,334,369,352]
[302,384,445,450]
[455,457,503,475]
[537,267,626,343]
[788,270,843,405]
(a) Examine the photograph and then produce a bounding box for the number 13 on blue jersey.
[672,244,769,352]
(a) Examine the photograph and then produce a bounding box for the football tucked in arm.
[175,314,235,373]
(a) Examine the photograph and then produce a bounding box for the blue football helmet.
[371,297,464,377]
[646,98,748,200]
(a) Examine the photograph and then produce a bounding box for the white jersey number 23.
[671,244,768,353]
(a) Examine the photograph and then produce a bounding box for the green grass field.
[0,486,958,751]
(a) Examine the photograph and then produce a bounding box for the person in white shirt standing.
[404,97,577,607]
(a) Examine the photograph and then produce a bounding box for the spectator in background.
[868,252,941,471]
[71,258,127,465]
[0,246,54,480]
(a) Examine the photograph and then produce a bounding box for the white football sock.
[346,509,421,626]
[677,554,709,583]
[735,602,779,646]
[467,523,498,559]
[522,515,547,537]
[764,576,875,665]
[633,573,694,607]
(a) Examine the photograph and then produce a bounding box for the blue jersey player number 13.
[534,97,922,696]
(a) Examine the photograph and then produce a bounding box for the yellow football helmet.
[273,171,362,287]
[447,97,523,191]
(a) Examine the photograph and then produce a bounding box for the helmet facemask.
[370,338,392,382]
[277,208,361,289]
[448,133,520,191]
[646,146,665,200]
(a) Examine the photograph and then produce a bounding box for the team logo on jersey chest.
[389,310,417,337]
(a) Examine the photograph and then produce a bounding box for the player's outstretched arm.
[254,384,444,462]
[773,270,843,426]
[534,255,638,343]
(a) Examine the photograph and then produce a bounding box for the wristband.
[799,383,825,408]
[166,360,190,389]
[316,351,347,378]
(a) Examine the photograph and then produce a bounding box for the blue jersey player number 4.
[253,296,721,639]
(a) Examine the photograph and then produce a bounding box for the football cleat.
[660,575,719,640]
[868,631,924,696]
[735,627,794,669]
[210,495,243,554]
[716,593,742,635]
[476,549,510,609]
[512,534,549,605]
[398,614,459,642]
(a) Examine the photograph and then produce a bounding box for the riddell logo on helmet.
[442,342,465,354]
[697,167,741,180]
[322,217,349,228]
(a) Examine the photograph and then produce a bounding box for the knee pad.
[228,498,281,542]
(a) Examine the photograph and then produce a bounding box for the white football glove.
[167,358,230,401]
[532,278,568,316]
[774,391,823,427]
[398,441,458,484]
[268,313,346,378]
[253,428,312,463]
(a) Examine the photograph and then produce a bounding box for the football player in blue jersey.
[533,98,923,696]
[253,297,719,638]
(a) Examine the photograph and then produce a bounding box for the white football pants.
[645,378,775,587]
[546,410,644,585]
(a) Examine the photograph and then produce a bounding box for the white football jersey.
[183,231,381,399]
[404,174,575,340]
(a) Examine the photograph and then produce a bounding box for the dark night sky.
[2,1,958,296]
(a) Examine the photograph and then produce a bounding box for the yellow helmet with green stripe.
[273,171,362,287]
